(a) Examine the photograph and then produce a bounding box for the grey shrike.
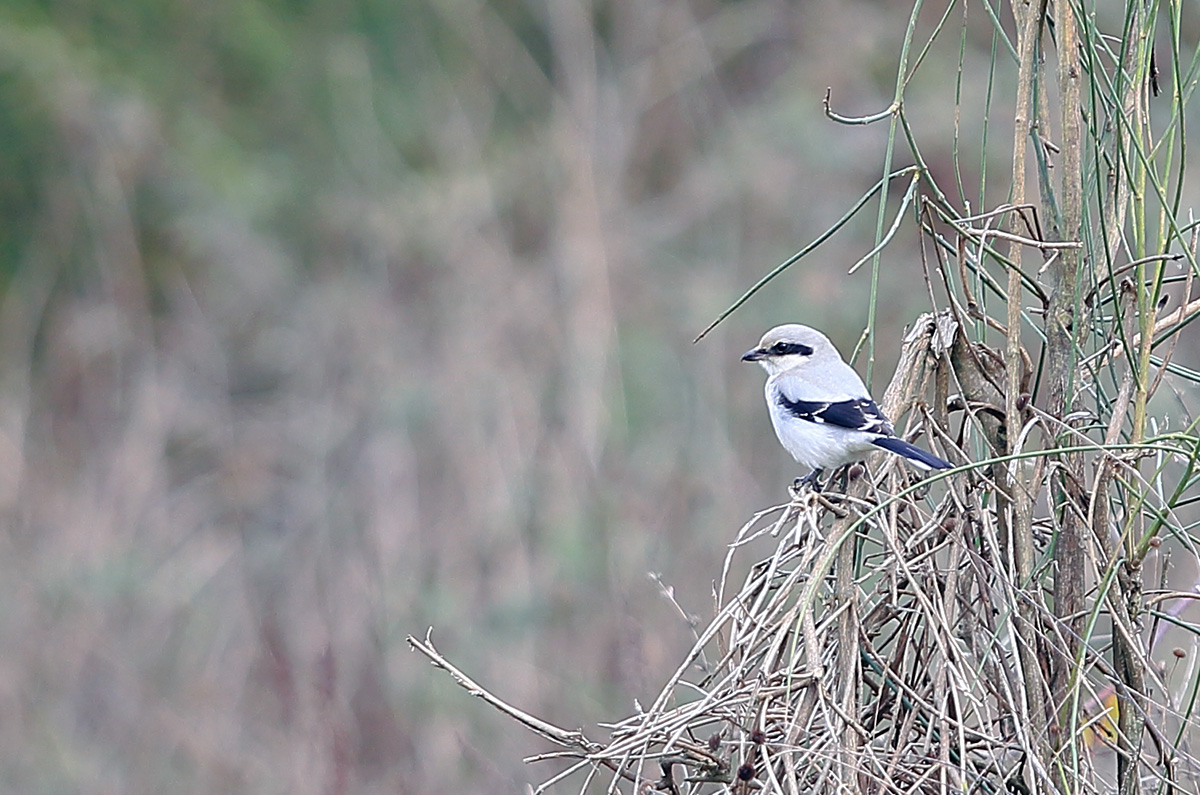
[742,324,951,487]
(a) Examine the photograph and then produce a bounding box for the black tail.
[871,436,951,470]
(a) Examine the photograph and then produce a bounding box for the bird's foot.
[790,469,825,497]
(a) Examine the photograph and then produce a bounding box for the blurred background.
[0,1,1035,792]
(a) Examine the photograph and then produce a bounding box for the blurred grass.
[6,1,1190,793]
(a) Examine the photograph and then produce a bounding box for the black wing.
[776,394,894,435]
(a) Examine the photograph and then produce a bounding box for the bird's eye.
[770,342,813,356]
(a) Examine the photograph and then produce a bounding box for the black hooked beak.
[741,348,767,362]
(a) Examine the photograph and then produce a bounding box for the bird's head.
[741,324,837,376]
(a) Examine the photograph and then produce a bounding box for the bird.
[742,324,951,488]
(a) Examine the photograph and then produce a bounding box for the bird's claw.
[790,469,825,496]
